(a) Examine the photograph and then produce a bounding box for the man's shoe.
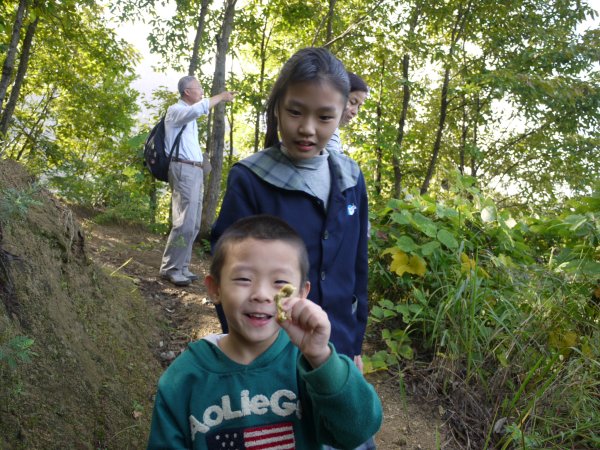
[182,268,200,281]
[160,271,191,286]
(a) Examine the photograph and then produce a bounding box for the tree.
[0,0,27,118]
[0,9,38,140]
[188,0,212,76]
[200,0,237,238]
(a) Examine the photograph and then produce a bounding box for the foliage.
[0,335,35,369]
[0,184,41,226]
[365,173,600,447]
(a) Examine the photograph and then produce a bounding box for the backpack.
[143,116,186,182]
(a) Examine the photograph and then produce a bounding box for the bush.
[365,174,600,448]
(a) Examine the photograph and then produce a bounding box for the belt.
[172,157,203,168]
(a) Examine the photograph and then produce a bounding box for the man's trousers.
[160,161,204,276]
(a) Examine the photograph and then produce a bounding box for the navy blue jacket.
[211,147,369,357]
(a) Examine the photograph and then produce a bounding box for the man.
[159,75,235,286]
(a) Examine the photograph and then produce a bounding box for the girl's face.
[277,81,346,160]
[341,90,368,126]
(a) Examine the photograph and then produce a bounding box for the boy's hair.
[210,215,310,284]
[264,47,350,148]
[177,75,197,96]
[348,72,369,94]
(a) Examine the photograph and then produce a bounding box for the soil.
[81,217,452,449]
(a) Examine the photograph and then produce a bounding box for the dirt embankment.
[1,160,161,448]
[0,158,448,449]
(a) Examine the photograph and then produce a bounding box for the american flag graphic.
[206,422,295,449]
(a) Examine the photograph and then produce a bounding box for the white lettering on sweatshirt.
[189,389,301,440]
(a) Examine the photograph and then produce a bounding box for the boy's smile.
[205,238,309,364]
[277,81,345,160]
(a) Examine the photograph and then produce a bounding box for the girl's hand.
[278,296,331,368]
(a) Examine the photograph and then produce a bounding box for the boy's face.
[205,238,310,356]
[277,80,345,160]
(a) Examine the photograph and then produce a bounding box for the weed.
[0,335,36,369]
[0,184,42,226]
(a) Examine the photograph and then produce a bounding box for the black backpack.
[143,117,186,182]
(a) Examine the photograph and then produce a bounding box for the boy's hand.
[278,296,331,369]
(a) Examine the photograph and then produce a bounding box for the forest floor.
[81,215,455,449]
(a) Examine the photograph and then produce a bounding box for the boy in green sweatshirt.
[147,214,382,449]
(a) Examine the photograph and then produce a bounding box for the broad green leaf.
[370,306,385,320]
[421,240,441,256]
[399,345,414,360]
[437,229,458,249]
[396,235,418,252]
[391,211,411,225]
[380,299,395,309]
[563,215,587,231]
[412,213,438,237]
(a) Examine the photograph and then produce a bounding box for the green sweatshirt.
[147,331,382,449]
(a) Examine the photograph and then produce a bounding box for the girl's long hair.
[263,47,350,148]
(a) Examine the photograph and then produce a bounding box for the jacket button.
[323,230,329,240]
[321,271,326,280]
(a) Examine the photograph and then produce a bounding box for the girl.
[327,72,369,154]
[211,47,369,371]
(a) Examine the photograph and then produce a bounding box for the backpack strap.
[171,124,187,159]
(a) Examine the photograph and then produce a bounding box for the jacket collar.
[238,145,360,194]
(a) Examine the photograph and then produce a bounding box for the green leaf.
[437,229,459,249]
[412,213,438,237]
[380,299,395,309]
[391,211,411,225]
[370,306,385,320]
[396,235,418,252]
[421,240,441,256]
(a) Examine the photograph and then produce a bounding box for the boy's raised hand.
[278,296,332,369]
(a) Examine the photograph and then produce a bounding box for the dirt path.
[82,217,450,449]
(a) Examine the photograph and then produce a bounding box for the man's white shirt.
[164,98,210,162]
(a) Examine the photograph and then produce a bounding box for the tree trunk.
[0,15,39,148]
[471,94,479,177]
[459,94,467,174]
[392,4,420,198]
[374,58,385,192]
[325,0,337,45]
[393,53,411,198]
[200,0,237,239]
[420,66,450,195]
[253,17,271,153]
[0,0,27,116]
[188,0,212,76]
[420,1,471,194]
[228,61,234,165]
[228,107,234,166]
[149,180,158,225]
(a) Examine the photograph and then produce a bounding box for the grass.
[365,185,600,448]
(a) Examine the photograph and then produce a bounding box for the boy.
[147,215,382,449]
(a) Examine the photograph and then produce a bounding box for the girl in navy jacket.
[211,47,369,365]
